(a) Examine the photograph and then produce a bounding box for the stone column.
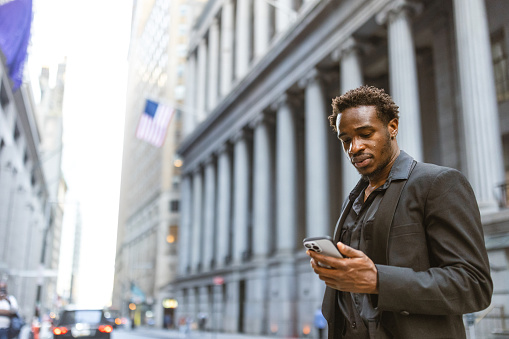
[232,130,251,263]
[299,69,330,238]
[235,0,251,80]
[215,144,232,268]
[191,167,203,272]
[453,0,505,213]
[203,156,216,271]
[221,0,234,97]
[188,288,197,319]
[224,275,240,332]
[0,162,15,250]
[5,185,24,267]
[377,0,423,161]
[339,38,363,198]
[276,0,294,35]
[250,113,274,259]
[174,289,185,325]
[179,175,192,275]
[0,164,18,265]
[197,39,208,122]
[212,282,225,331]
[268,261,297,337]
[207,18,220,111]
[184,52,197,136]
[254,0,270,60]
[245,267,269,334]
[199,286,210,328]
[274,95,297,254]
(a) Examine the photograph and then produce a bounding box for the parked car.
[52,308,113,338]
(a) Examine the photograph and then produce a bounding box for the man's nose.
[348,137,365,155]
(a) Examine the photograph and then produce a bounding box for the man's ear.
[388,118,398,139]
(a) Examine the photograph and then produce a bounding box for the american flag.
[136,99,175,147]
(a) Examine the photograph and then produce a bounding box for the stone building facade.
[112,0,206,328]
[0,54,65,321]
[176,0,509,337]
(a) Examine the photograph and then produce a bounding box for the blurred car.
[52,308,113,338]
[103,310,124,329]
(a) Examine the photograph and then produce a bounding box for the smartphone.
[303,236,343,263]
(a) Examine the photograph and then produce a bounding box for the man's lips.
[351,154,372,168]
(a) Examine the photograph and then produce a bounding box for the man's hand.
[307,242,379,294]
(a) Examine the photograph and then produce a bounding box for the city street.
[115,328,282,339]
[17,326,284,339]
[113,328,182,339]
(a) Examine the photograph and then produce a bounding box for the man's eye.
[341,138,351,144]
[361,133,372,138]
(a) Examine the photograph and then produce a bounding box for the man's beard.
[361,131,393,181]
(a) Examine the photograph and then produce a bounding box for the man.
[0,281,18,339]
[307,85,492,338]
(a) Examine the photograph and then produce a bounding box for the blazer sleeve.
[376,168,493,315]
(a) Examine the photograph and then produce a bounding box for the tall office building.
[35,62,67,316]
[0,53,66,321]
[176,0,509,337]
[113,0,206,328]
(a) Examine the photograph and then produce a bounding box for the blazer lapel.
[367,160,416,265]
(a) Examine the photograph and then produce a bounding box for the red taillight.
[53,327,68,335]
[98,325,113,333]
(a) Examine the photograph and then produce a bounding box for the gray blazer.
[322,151,493,338]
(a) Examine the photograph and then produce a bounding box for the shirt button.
[351,321,357,329]
[400,311,410,316]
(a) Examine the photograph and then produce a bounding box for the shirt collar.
[348,150,415,200]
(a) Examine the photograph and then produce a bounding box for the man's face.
[336,105,398,179]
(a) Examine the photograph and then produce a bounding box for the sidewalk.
[132,326,306,339]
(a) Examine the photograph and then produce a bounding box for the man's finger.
[337,241,365,258]
[307,249,329,263]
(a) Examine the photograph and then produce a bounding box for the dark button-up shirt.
[337,152,409,338]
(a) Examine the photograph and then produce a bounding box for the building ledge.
[482,208,509,237]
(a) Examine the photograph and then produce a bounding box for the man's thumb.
[337,242,361,258]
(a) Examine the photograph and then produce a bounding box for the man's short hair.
[329,85,399,132]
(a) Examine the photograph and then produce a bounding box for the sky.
[27,0,133,307]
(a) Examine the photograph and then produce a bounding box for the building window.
[177,44,187,58]
[172,175,181,190]
[166,225,178,255]
[492,29,509,102]
[0,80,9,109]
[13,123,20,141]
[169,200,180,212]
[293,0,303,12]
[167,225,178,244]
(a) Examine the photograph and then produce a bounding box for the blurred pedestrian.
[0,281,18,339]
[178,316,185,333]
[198,313,207,331]
[163,314,171,329]
[314,307,326,339]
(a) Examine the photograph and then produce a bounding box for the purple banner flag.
[0,0,33,90]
